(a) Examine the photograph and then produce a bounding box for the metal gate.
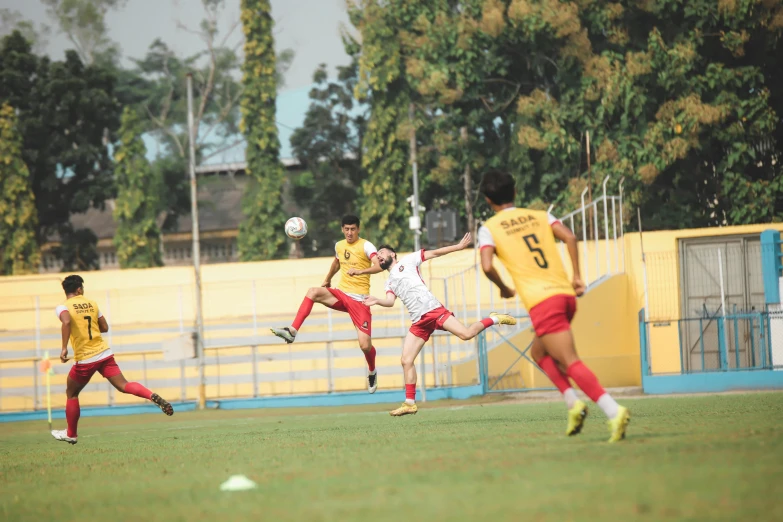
[477,329,555,394]
[679,236,766,371]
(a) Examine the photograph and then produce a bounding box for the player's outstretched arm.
[552,222,585,296]
[58,310,71,363]
[98,315,109,333]
[323,257,341,287]
[480,246,516,299]
[364,293,396,308]
[348,254,384,276]
[422,232,472,261]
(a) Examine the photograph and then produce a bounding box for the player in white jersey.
[364,233,517,416]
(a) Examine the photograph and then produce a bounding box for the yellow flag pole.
[44,351,52,431]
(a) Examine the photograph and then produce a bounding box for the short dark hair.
[480,169,516,205]
[62,275,84,295]
[377,244,396,254]
[341,215,360,227]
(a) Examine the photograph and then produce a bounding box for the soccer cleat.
[151,393,174,416]
[566,400,588,436]
[490,312,517,326]
[367,371,378,394]
[270,326,297,344]
[51,429,77,445]
[389,402,418,417]
[607,406,630,443]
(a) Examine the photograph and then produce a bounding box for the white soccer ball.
[285,217,308,240]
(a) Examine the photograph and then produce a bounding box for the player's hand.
[572,277,586,297]
[60,348,70,363]
[363,296,380,307]
[456,232,471,250]
[321,280,331,288]
[500,286,516,299]
[347,268,362,276]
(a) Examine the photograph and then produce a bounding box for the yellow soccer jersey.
[335,238,377,297]
[55,296,109,361]
[479,208,575,311]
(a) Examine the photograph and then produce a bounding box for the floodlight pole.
[187,73,207,409]
[409,103,421,252]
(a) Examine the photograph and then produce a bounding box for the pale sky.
[1,0,355,160]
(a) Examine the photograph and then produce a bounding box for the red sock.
[537,356,571,393]
[66,398,80,438]
[292,297,314,330]
[566,361,605,402]
[364,346,377,372]
[480,318,495,328]
[124,382,153,400]
[405,383,416,401]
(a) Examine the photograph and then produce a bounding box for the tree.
[0,103,40,275]
[0,8,50,54]
[113,107,163,268]
[237,0,287,260]
[0,31,121,270]
[42,0,125,65]
[289,60,368,257]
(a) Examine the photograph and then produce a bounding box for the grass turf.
[1,392,782,522]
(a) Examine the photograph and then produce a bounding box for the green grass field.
[2,392,782,522]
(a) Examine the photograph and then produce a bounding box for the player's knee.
[306,287,321,299]
[457,331,471,341]
[400,355,414,368]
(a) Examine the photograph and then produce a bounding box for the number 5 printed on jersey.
[523,234,548,269]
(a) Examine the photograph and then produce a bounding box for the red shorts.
[68,355,122,384]
[409,306,454,342]
[529,294,577,336]
[328,288,372,335]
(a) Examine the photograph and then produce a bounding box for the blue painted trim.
[0,385,485,422]
[760,229,781,305]
[0,401,203,423]
[214,385,484,410]
[642,370,783,394]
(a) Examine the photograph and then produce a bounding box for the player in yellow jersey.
[271,215,384,393]
[478,170,630,443]
[50,275,173,445]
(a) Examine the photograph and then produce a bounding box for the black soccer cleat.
[151,393,174,416]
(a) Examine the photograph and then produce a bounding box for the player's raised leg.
[355,327,378,393]
[539,330,629,442]
[106,368,174,416]
[51,376,87,444]
[390,332,427,416]
[271,287,339,344]
[530,336,587,436]
[440,313,516,341]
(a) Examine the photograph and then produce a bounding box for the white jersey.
[384,250,442,323]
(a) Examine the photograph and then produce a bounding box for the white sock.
[405,398,415,405]
[597,393,620,419]
[563,388,579,409]
[490,316,500,325]
[369,369,376,376]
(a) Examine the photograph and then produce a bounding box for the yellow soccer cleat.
[566,400,588,436]
[389,402,418,417]
[607,406,630,443]
[489,312,517,326]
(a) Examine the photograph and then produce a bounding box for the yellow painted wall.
[451,273,640,389]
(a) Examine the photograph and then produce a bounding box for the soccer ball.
[285,217,308,240]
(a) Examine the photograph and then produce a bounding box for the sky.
[1,0,355,161]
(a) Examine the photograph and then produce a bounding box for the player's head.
[376,244,397,270]
[62,275,84,296]
[480,169,516,208]
[341,214,361,243]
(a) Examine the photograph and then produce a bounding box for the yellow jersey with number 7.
[58,295,109,361]
[483,209,575,311]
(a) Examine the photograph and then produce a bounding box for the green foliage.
[113,107,163,269]
[41,0,126,65]
[0,103,40,275]
[289,62,368,257]
[0,8,50,54]
[237,0,287,260]
[0,31,120,268]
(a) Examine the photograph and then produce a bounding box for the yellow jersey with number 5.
[482,208,575,310]
[57,296,109,361]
